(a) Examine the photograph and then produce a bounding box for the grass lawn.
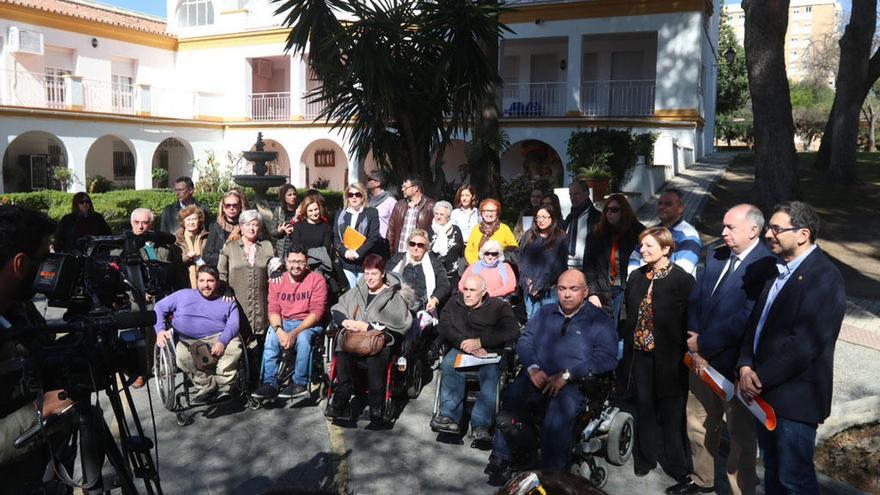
[700,152,880,298]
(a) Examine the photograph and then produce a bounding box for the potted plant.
[575,162,613,201]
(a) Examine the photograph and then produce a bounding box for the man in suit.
[485,269,618,481]
[667,204,776,495]
[159,176,213,234]
[738,201,846,495]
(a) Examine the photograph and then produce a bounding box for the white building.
[0,0,720,197]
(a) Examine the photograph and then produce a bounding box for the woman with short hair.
[389,229,451,313]
[175,204,209,288]
[464,198,518,264]
[428,200,465,288]
[458,239,517,299]
[218,209,275,340]
[333,182,380,289]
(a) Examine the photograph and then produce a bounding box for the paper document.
[454,353,501,369]
[342,226,366,251]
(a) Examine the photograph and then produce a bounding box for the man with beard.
[0,206,73,489]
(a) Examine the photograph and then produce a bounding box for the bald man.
[432,275,519,442]
[487,270,618,480]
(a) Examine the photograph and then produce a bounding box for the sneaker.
[278,383,308,400]
[216,388,233,402]
[430,415,460,434]
[251,383,278,400]
[191,388,217,405]
[472,426,491,441]
[665,477,714,495]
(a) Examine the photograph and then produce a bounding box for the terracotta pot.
[585,178,609,201]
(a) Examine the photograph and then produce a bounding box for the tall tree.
[275,0,508,191]
[743,0,800,211]
[716,3,749,116]
[815,0,879,183]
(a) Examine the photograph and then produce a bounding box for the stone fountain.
[234,132,287,207]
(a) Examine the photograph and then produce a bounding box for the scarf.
[393,253,436,302]
[368,190,391,208]
[477,219,501,249]
[431,221,453,256]
[218,215,241,242]
[471,258,509,286]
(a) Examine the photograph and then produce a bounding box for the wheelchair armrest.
[325,321,342,338]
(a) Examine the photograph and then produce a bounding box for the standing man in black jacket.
[668,204,776,495]
[431,275,519,441]
[738,201,846,495]
[159,176,213,234]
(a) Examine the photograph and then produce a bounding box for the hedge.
[1,188,345,234]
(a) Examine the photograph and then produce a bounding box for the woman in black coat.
[621,227,694,482]
[333,182,380,290]
[53,192,112,253]
[427,200,464,288]
[583,194,646,322]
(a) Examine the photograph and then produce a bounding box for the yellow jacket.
[464,223,519,264]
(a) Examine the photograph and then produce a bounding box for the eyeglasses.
[289,260,308,266]
[768,224,801,236]
[347,192,363,198]
[606,207,622,213]
[223,203,241,209]
[409,241,427,249]
[483,251,500,257]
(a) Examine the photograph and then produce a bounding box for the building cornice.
[176,27,291,51]
[0,105,224,129]
[500,0,707,24]
[0,2,178,50]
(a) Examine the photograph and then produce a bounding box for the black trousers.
[632,350,689,480]
[333,347,392,410]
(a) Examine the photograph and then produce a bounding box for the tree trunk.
[743,0,800,212]
[871,113,878,151]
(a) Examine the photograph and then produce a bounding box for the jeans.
[524,290,558,319]
[756,417,819,495]
[261,320,322,387]
[610,285,623,324]
[491,371,585,471]
[343,268,363,290]
[438,349,500,429]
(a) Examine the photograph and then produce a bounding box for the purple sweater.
[154,289,240,345]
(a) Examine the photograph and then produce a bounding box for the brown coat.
[218,239,275,339]
[175,230,209,288]
[386,195,436,254]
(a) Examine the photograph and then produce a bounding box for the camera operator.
[0,206,73,490]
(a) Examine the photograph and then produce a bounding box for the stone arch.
[501,139,565,187]
[2,130,69,192]
[151,137,194,188]
[300,139,348,191]
[85,135,137,189]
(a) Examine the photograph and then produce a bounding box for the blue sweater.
[154,289,240,345]
[627,217,701,278]
[517,302,618,381]
[517,233,568,294]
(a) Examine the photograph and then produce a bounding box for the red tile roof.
[1,0,172,36]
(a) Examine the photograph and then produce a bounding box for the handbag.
[338,303,386,356]
[187,342,218,371]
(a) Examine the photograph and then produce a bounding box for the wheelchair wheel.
[237,342,251,397]
[153,343,177,412]
[605,411,634,466]
[590,465,607,488]
[406,357,425,399]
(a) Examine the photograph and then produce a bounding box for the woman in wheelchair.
[388,228,451,314]
[327,254,412,422]
[153,265,243,405]
[458,240,517,299]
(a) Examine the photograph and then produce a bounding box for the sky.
[96,0,166,18]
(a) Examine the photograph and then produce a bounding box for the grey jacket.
[331,272,413,338]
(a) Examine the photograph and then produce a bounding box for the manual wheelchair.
[152,333,252,423]
[250,329,328,408]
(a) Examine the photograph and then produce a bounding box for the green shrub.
[567,129,639,189]
[87,175,114,193]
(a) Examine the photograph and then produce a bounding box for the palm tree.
[274,0,509,192]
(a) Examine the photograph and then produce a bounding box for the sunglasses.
[347,192,363,198]
[409,241,427,249]
[483,251,500,257]
[223,203,241,209]
[78,199,92,204]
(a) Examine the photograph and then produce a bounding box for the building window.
[113,142,135,180]
[314,149,335,168]
[112,75,133,111]
[806,6,812,13]
[178,0,214,27]
[44,67,70,108]
[793,8,800,14]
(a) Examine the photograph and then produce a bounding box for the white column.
[133,141,155,190]
[565,35,582,115]
[292,54,307,118]
[137,84,151,115]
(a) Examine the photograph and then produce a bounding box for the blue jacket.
[737,248,846,425]
[517,302,618,381]
[688,241,776,380]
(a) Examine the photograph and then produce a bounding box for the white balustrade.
[501,81,568,117]
[580,80,655,117]
[249,92,291,121]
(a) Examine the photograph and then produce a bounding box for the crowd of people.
[0,170,847,495]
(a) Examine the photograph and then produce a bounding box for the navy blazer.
[688,241,776,380]
[737,248,846,425]
[517,302,618,381]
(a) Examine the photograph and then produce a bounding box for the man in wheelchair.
[486,270,618,480]
[430,275,519,442]
[154,265,243,405]
[326,254,413,422]
[252,245,328,401]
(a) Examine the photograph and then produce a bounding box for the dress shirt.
[711,239,760,294]
[753,244,818,353]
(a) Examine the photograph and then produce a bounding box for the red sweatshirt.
[268,270,328,322]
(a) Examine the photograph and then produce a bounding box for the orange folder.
[342,226,366,251]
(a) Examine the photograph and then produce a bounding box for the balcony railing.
[0,70,66,108]
[580,79,655,117]
[502,81,567,117]
[249,92,290,121]
[304,95,327,120]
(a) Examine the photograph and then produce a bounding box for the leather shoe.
[430,415,460,434]
[665,477,714,495]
